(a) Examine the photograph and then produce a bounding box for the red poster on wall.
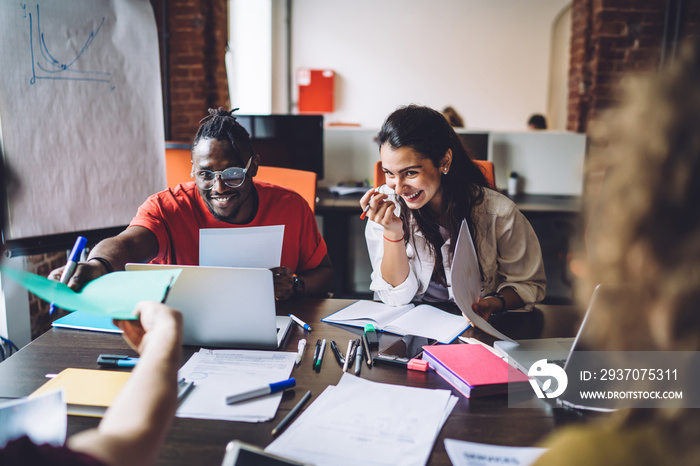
[297,68,334,113]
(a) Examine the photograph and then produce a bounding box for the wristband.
[382,234,403,243]
[88,256,114,274]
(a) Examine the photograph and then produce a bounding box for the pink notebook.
[422,344,530,398]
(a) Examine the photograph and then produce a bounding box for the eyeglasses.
[192,157,252,190]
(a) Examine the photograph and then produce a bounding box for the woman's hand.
[360,188,403,239]
[471,297,502,320]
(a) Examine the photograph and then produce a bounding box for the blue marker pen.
[50,236,87,315]
[225,378,296,405]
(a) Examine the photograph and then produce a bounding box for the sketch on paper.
[22,3,113,88]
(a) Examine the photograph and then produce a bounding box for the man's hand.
[48,260,109,292]
[271,266,294,301]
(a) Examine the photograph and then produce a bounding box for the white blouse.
[365,188,546,309]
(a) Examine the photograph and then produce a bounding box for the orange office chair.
[373,159,496,190]
[165,142,193,187]
[256,166,318,213]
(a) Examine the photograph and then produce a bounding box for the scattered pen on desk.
[314,339,327,371]
[97,354,139,368]
[361,333,373,367]
[312,339,321,368]
[177,378,195,403]
[354,341,363,375]
[272,390,312,436]
[289,314,312,332]
[50,236,87,315]
[226,378,296,405]
[342,340,353,372]
[295,339,307,365]
[330,340,345,367]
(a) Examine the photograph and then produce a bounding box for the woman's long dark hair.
[377,105,490,284]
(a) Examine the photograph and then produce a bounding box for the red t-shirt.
[129,180,327,272]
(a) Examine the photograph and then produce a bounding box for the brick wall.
[25,1,230,340]
[568,0,700,132]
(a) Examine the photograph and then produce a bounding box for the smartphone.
[374,335,437,367]
[221,440,312,466]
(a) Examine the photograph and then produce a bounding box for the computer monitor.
[235,115,325,180]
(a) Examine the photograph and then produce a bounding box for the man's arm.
[48,226,159,291]
[272,253,333,300]
[67,301,182,466]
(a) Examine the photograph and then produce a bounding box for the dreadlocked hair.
[192,107,254,164]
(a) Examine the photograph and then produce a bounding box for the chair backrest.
[255,166,317,213]
[373,159,496,190]
[165,142,193,187]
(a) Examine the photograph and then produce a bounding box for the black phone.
[374,335,436,367]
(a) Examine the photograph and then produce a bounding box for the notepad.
[30,368,131,417]
[422,344,530,398]
[51,311,122,334]
[321,300,469,344]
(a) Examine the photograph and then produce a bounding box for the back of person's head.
[585,37,700,353]
[192,107,254,164]
[441,106,464,128]
[527,114,547,130]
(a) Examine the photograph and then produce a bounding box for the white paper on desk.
[266,373,458,466]
[199,225,284,268]
[452,220,515,343]
[176,348,296,422]
[0,390,66,448]
[444,439,547,466]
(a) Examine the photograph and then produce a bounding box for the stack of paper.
[176,348,296,422]
[266,373,458,466]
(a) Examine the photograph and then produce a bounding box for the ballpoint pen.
[314,339,327,371]
[361,333,373,367]
[312,339,321,368]
[295,338,307,365]
[289,314,312,332]
[272,390,312,436]
[50,236,87,315]
[360,190,375,220]
[177,377,195,403]
[342,339,353,372]
[97,354,139,368]
[354,341,363,375]
[330,340,345,367]
[226,378,296,405]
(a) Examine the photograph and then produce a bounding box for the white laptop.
[125,263,292,349]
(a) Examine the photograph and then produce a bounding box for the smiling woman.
[360,105,546,319]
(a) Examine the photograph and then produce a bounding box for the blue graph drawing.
[23,3,114,88]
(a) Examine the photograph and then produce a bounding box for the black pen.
[354,341,363,375]
[330,340,345,367]
[272,390,312,435]
[312,339,321,368]
[361,333,373,367]
[161,276,174,303]
[314,339,327,371]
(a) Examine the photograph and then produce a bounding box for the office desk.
[0,299,595,465]
[316,189,582,300]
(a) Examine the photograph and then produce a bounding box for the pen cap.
[68,236,88,262]
[270,378,296,392]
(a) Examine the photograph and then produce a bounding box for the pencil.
[271,390,312,435]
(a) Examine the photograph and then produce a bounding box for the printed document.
[177,348,296,422]
[0,391,66,448]
[200,225,285,268]
[444,439,547,466]
[266,373,458,466]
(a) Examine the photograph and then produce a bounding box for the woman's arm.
[67,302,182,466]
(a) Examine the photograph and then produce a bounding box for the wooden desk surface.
[0,299,593,465]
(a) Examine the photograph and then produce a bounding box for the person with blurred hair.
[361,105,545,319]
[534,37,700,465]
[0,154,184,466]
[527,113,547,130]
[441,106,465,128]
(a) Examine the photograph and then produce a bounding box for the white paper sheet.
[176,348,296,422]
[199,225,285,268]
[266,373,458,466]
[444,439,547,466]
[0,1,165,240]
[0,390,66,448]
[452,219,515,342]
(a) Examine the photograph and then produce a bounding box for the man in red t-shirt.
[50,108,333,300]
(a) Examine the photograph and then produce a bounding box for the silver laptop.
[125,264,292,349]
[493,284,604,375]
